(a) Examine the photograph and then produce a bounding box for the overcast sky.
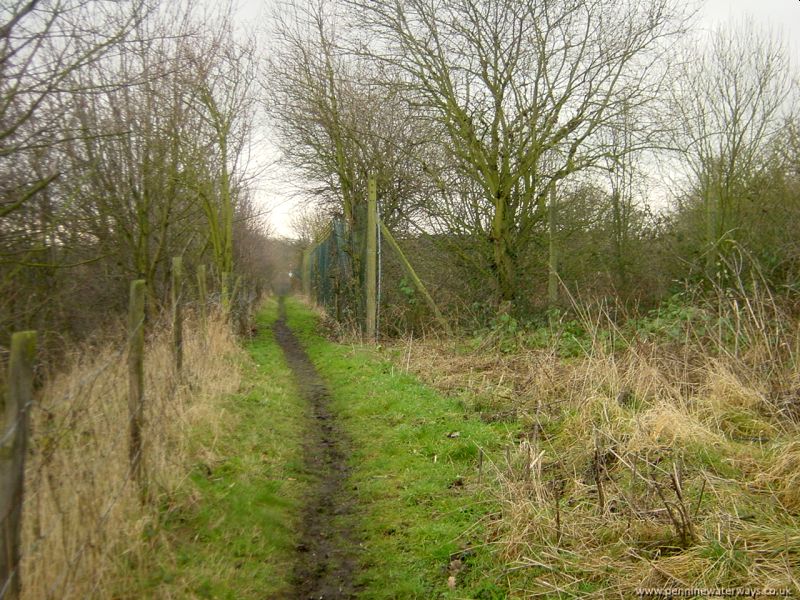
[245,0,800,237]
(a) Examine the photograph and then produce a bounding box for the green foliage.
[627,293,708,342]
[489,313,521,353]
[399,276,417,305]
[467,287,780,360]
[554,318,594,357]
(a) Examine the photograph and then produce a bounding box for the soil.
[272,297,361,599]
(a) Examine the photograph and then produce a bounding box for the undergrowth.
[395,282,800,597]
[20,313,242,600]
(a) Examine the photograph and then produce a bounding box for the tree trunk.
[491,192,516,305]
[610,190,628,292]
[365,177,377,339]
[705,178,718,278]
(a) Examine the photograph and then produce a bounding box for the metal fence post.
[365,176,377,340]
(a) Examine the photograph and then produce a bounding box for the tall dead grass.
[400,283,800,596]
[20,313,242,600]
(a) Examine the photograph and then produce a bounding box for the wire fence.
[302,176,450,338]
[0,260,259,600]
[305,217,360,324]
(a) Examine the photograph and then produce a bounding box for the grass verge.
[130,298,307,598]
[21,314,242,599]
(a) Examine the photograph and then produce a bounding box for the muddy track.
[273,297,360,599]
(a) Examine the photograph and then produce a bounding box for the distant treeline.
[269,0,799,329]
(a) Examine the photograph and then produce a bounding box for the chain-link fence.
[304,217,360,324]
[302,179,450,338]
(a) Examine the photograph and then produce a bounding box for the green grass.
[283,298,517,599]
[135,298,307,598]
[130,297,519,598]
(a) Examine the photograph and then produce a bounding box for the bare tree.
[601,103,644,294]
[1,0,149,337]
[184,24,258,309]
[1,0,262,341]
[55,6,213,303]
[265,1,430,231]
[344,0,688,308]
[669,21,794,275]
[0,0,147,220]
[266,0,439,326]
[291,203,333,246]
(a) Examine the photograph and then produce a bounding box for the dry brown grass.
[395,287,800,596]
[20,313,242,600]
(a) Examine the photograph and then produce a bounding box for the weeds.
[395,281,800,596]
[20,313,242,600]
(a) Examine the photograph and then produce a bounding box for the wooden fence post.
[365,176,377,340]
[172,257,183,375]
[1,331,36,600]
[197,265,208,335]
[128,280,146,498]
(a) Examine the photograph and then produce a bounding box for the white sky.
[240,0,800,238]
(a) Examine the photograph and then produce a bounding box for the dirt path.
[272,298,360,599]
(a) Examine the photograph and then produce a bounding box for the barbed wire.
[45,442,144,599]
[27,309,172,471]
[0,565,17,600]
[3,277,263,598]
[0,296,216,598]
[38,347,190,599]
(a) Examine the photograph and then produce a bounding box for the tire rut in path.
[273,298,360,599]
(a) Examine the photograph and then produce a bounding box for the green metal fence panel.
[307,217,356,321]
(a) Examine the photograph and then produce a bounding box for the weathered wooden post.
[172,257,183,375]
[128,280,146,498]
[1,331,36,600]
[365,176,378,340]
[197,264,208,335]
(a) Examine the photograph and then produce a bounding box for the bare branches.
[669,20,795,275]
[0,0,263,343]
[339,0,689,305]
